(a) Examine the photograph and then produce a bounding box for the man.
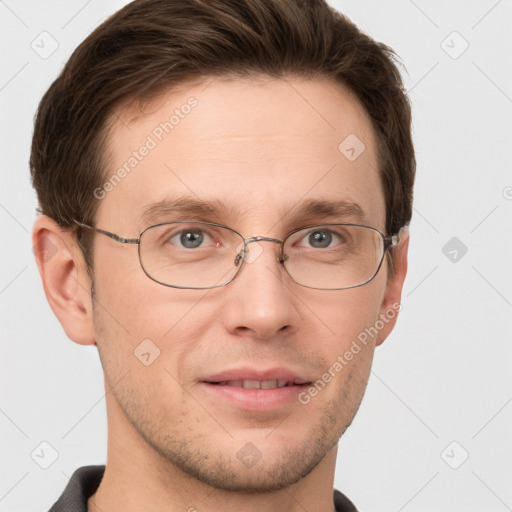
[31,0,415,510]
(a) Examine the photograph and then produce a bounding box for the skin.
[33,76,409,512]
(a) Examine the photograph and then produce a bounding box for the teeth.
[217,379,292,389]
[243,380,261,389]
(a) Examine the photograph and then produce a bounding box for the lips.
[202,368,310,388]
[213,379,294,389]
[200,367,311,412]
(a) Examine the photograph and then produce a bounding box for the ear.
[32,215,96,346]
[375,227,409,346]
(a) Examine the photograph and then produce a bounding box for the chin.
[143,408,346,493]
[167,446,326,493]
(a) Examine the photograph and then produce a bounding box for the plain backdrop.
[1,1,511,511]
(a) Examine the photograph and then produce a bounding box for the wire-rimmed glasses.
[74,220,400,290]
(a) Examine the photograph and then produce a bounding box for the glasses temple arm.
[73,221,139,244]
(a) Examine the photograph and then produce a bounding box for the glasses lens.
[282,224,385,289]
[139,222,244,288]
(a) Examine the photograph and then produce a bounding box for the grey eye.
[179,230,204,248]
[308,230,332,248]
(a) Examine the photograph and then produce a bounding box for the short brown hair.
[30,0,415,274]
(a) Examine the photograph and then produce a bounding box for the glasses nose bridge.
[244,235,282,246]
[240,235,286,264]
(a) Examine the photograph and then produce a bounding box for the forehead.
[99,76,385,233]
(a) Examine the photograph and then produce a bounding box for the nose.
[222,238,300,340]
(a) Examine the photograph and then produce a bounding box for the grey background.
[1,1,511,511]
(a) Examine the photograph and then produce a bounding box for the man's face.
[89,76,400,491]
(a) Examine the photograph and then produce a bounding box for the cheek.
[309,281,385,351]
[93,245,216,341]
[93,291,194,419]
[92,259,220,394]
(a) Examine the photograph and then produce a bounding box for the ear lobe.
[375,227,409,347]
[32,215,96,346]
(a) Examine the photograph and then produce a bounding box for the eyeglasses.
[74,220,399,290]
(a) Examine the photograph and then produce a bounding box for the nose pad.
[234,241,251,267]
[234,250,244,267]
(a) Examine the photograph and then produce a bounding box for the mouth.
[208,379,305,389]
[200,368,311,412]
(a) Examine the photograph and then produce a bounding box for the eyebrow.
[138,195,367,229]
